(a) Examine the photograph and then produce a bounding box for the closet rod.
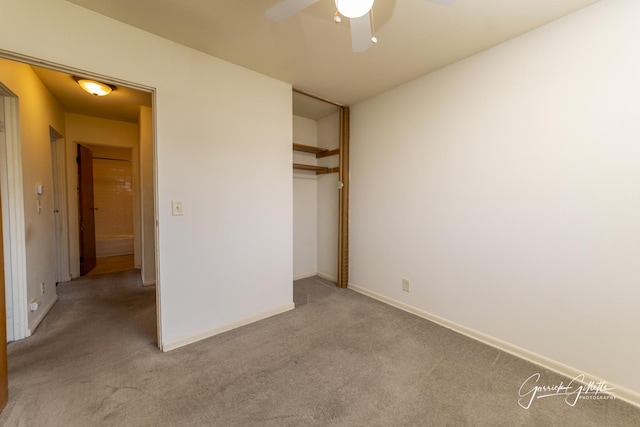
[293,87,344,108]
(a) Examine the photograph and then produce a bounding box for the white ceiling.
[29,0,600,122]
[65,0,600,111]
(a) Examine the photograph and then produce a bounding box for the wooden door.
[77,144,97,275]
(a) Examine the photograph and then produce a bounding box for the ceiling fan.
[266,0,456,53]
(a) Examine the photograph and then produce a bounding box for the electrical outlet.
[402,278,410,292]
[41,282,45,295]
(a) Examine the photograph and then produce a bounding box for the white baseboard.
[140,269,156,286]
[348,283,640,408]
[293,271,337,283]
[316,271,337,283]
[293,272,318,281]
[28,294,58,335]
[161,302,295,352]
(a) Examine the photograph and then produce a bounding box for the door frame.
[292,88,350,288]
[0,154,8,412]
[0,85,29,341]
[50,127,71,283]
[77,144,97,276]
[337,105,350,288]
[0,51,161,347]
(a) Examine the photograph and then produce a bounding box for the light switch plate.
[172,201,184,216]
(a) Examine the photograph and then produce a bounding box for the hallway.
[1,271,156,425]
[86,255,136,276]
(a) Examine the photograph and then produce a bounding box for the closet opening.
[292,88,349,289]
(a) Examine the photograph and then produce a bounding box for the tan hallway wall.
[0,59,64,334]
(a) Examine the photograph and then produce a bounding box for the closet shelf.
[293,143,326,154]
[293,163,340,175]
[293,143,339,159]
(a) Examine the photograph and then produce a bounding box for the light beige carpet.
[1,273,638,426]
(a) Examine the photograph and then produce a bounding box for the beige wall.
[0,58,65,333]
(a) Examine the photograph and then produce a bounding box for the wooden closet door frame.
[337,106,349,288]
[293,88,349,288]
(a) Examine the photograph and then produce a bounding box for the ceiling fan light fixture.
[335,0,374,19]
[74,77,114,97]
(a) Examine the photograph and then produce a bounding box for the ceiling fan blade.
[265,0,321,21]
[350,15,372,53]
[422,0,456,5]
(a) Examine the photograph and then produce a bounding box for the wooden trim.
[316,148,340,159]
[316,167,339,175]
[293,143,328,155]
[292,88,344,108]
[337,106,350,288]
[292,164,339,175]
[293,163,329,172]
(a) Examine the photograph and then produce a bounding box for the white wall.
[293,115,317,279]
[350,0,640,397]
[292,113,340,281]
[65,113,140,274]
[0,0,293,348]
[316,112,339,280]
[0,58,64,333]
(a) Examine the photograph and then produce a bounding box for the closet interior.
[292,89,349,288]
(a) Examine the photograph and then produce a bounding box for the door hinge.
[0,120,5,133]
[76,156,80,164]
[80,256,84,263]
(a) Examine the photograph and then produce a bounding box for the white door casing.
[0,86,29,341]
[50,128,71,284]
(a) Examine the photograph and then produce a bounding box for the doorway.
[0,54,159,346]
[292,88,350,288]
[78,144,135,276]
